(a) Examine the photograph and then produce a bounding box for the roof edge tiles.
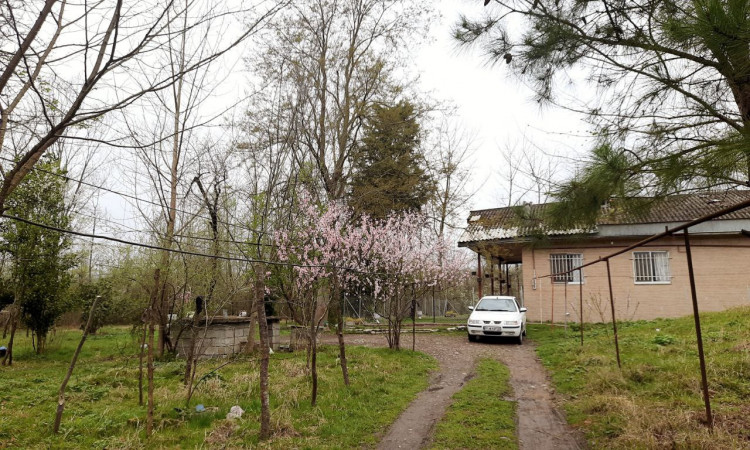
[459,190,750,244]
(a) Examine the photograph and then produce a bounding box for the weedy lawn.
[430,358,516,449]
[529,306,750,448]
[0,326,435,448]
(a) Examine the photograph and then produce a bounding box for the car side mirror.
[468,306,474,311]
[520,307,527,313]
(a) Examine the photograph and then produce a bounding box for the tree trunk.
[310,315,318,406]
[337,288,349,386]
[255,269,271,440]
[183,318,199,386]
[138,322,146,406]
[54,296,99,433]
[37,333,46,354]
[146,269,160,437]
[2,307,18,366]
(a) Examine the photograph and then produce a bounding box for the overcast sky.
[97,0,596,229]
[416,0,595,211]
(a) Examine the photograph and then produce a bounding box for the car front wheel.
[516,331,523,345]
[468,333,478,342]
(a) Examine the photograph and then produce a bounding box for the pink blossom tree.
[350,213,467,350]
[275,194,469,410]
[274,195,353,405]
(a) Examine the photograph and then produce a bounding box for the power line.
[0,155,270,239]
[3,155,359,257]
[0,213,384,276]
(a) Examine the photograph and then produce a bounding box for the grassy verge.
[0,326,435,448]
[430,358,517,449]
[529,306,750,448]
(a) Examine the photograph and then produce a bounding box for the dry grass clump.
[271,408,301,438]
[204,420,239,446]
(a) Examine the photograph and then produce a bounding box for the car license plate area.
[483,326,502,332]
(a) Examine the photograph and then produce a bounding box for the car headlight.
[503,320,519,326]
[468,319,482,325]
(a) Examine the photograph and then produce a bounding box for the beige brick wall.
[518,235,750,323]
[176,323,250,358]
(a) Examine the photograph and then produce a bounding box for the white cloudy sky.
[94,0,596,228]
[415,0,595,211]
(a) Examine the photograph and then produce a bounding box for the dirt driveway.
[322,332,584,449]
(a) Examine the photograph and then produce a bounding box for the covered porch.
[461,241,525,305]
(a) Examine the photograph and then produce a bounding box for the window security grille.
[549,253,583,283]
[633,251,670,283]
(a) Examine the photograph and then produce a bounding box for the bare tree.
[250,0,432,202]
[425,115,478,236]
[0,0,283,214]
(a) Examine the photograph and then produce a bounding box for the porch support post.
[476,252,483,300]
[683,228,714,429]
[605,259,622,369]
[490,257,495,295]
[579,268,584,346]
[506,263,511,295]
[517,263,522,306]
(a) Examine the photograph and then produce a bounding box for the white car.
[467,296,527,344]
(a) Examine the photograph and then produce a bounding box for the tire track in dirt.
[321,333,583,449]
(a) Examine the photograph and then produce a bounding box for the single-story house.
[458,191,750,323]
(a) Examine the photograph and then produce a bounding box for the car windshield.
[475,298,518,312]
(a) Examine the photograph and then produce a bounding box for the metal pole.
[683,228,714,429]
[564,279,568,335]
[579,268,584,346]
[605,259,622,369]
[550,277,555,330]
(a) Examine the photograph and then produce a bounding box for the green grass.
[0,326,435,448]
[415,315,469,324]
[431,358,517,449]
[529,306,750,448]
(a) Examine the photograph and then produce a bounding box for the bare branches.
[0,0,283,212]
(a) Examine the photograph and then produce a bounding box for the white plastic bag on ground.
[226,405,244,420]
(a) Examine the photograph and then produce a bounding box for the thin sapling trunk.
[255,269,271,440]
[54,296,100,433]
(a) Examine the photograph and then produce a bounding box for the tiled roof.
[598,190,750,224]
[459,203,592,244]
[458,191,750,245]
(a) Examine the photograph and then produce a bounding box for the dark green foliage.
[0,281,13,311]
[1,157,75,351]
[458,0,750,217]
[349,101,434,219]
[545,143,650,229]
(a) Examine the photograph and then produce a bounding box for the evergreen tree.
[1,157,75,353]
[349,101,434,219]
[457,0,750,226]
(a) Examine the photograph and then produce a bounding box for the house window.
[549,253,584,283]
[633,251,670,284]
